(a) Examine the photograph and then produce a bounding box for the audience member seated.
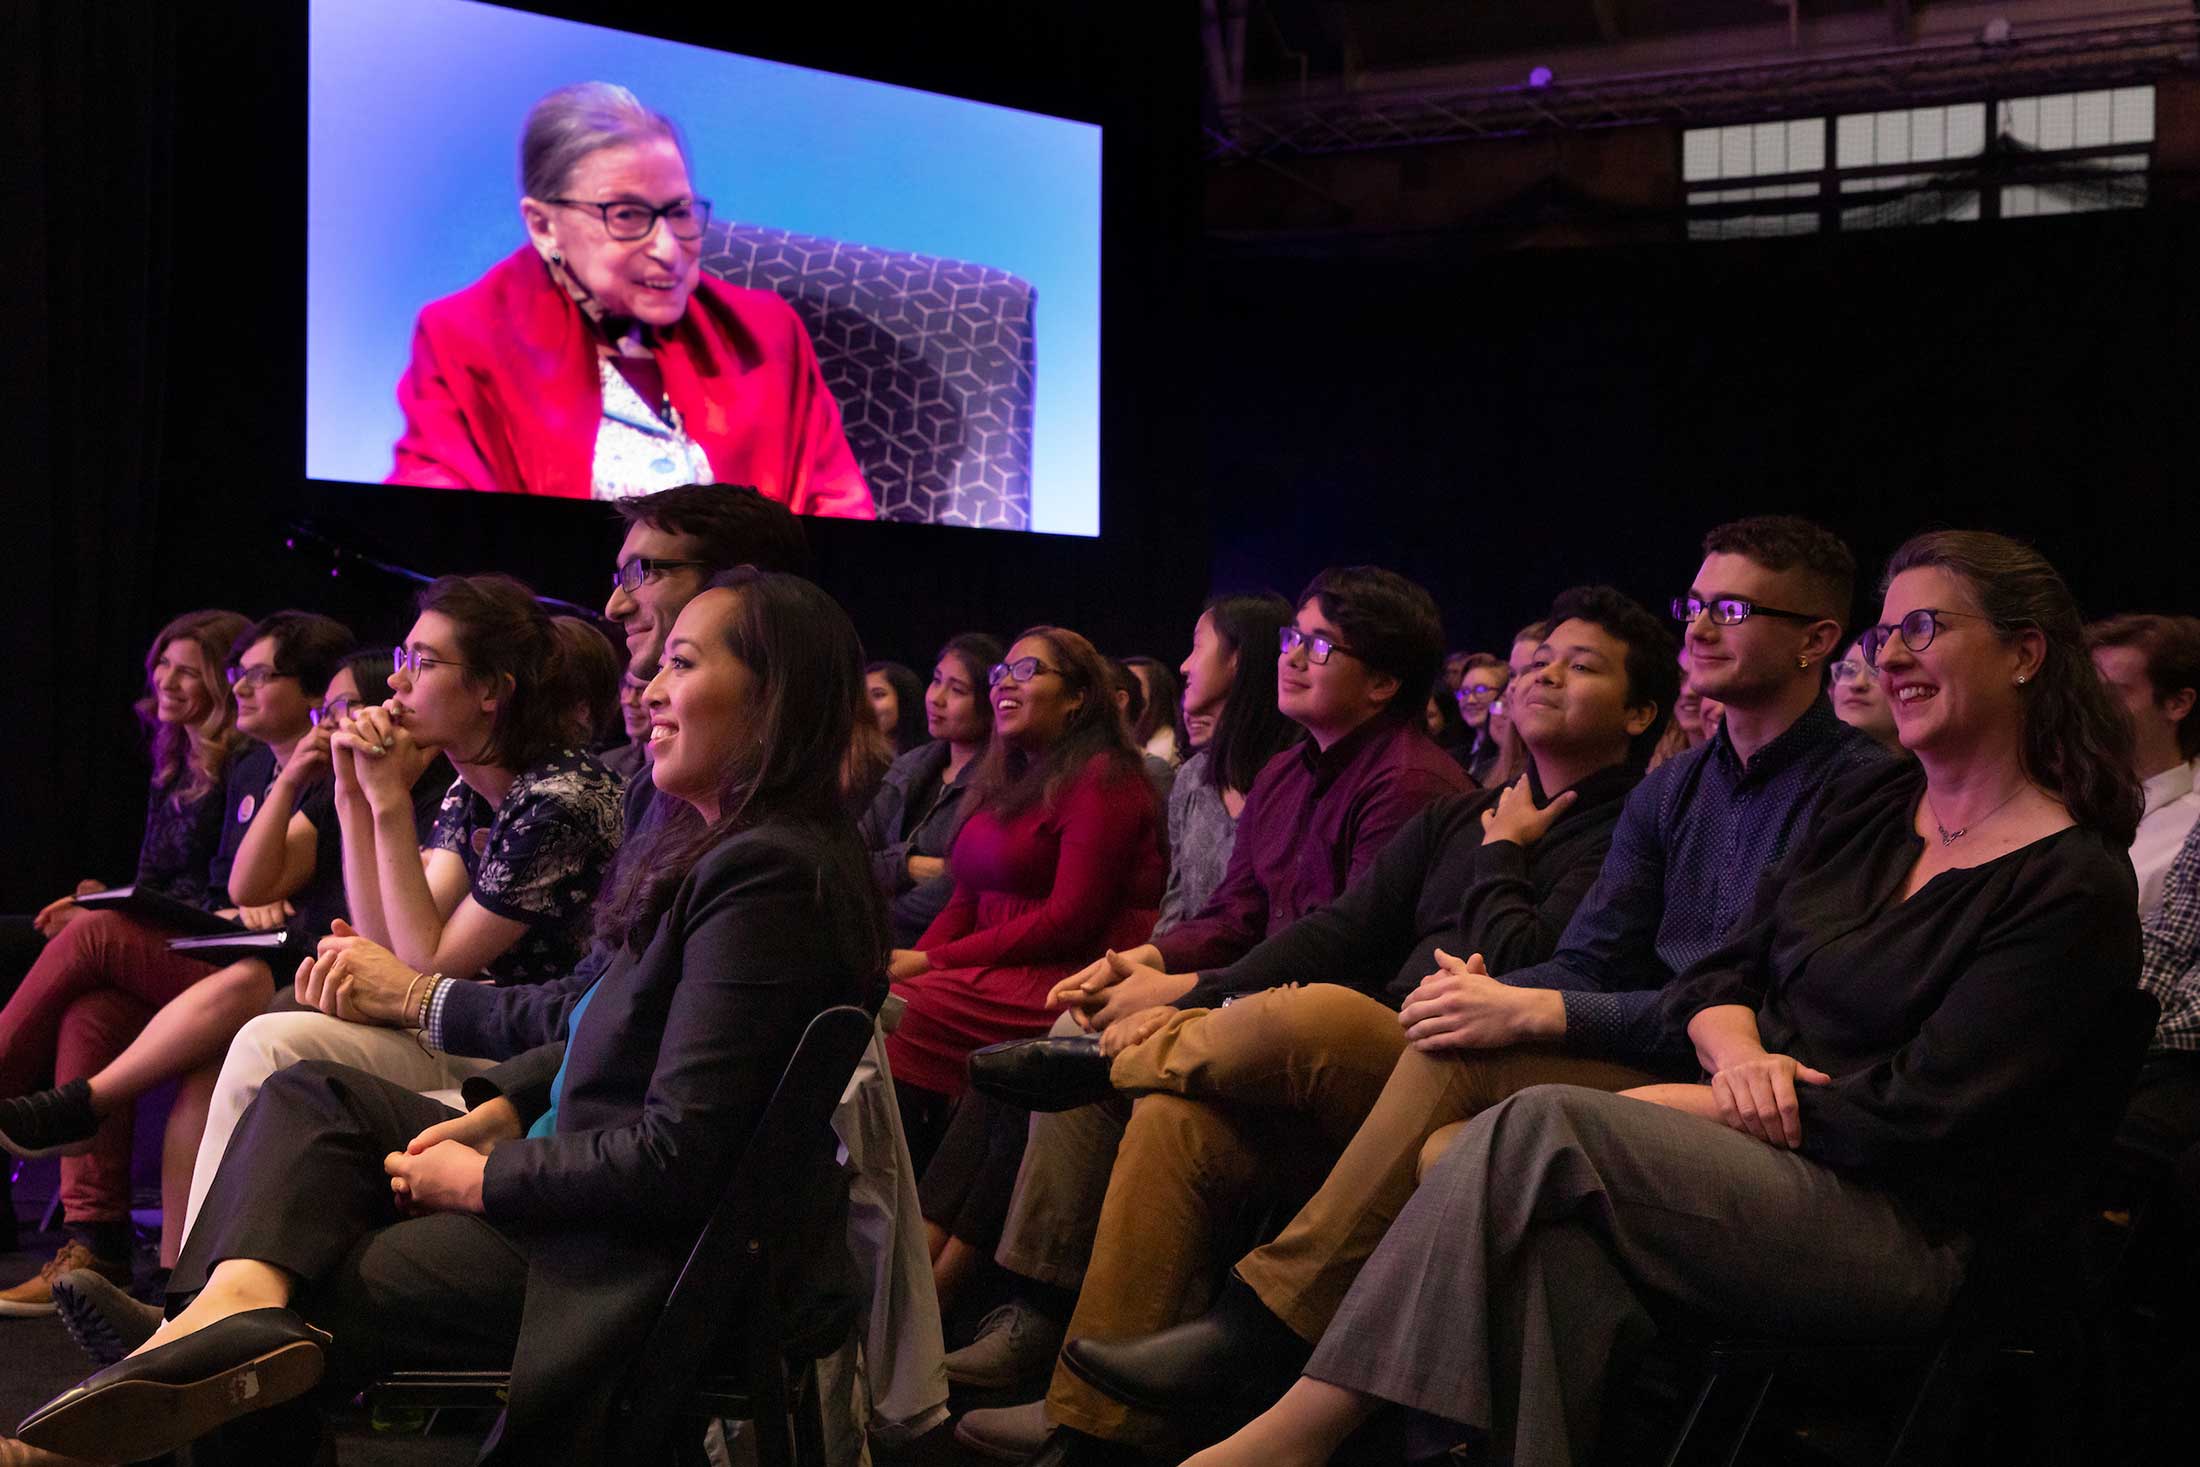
[1049,517,1887,1460]
[1123,656,1186,766]
[844,689,899,816]
[1186,528,2143,1467]
[2087,613,2200,917]
[600,483,812,678]
[600,666,651,785]
[2116,817,2200,1264]
[1107,658,1179,808]
[10,571,889,1466]
[0,612,353,1313]
[547,614,626,759]
[175,575,624,1246]
[1830,631,1904,753]
[861,635,1007,947]
[915,596,1299,1324]
[981,588,1673,1462]
[868,660,930,757]
[1452,651,1509,784]
[1440,649,1472,696]
[1421,677,1475,768]
[882,628,1166,1168]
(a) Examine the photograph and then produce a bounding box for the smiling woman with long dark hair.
[14,570,889,1466]
[881,626,1166,1166]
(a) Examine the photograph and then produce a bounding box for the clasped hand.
[383,1098,517,1216]
[331,702,437,805]
[1398,948,1537,1052]
[296,919,425,1025]
[1047,947,1193,1032]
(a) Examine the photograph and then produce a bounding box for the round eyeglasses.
[393,647,477,678]
[1828,659,1875,686]
[1858,608,1992,669]
[309,696,363,727]
[225,666,296,693]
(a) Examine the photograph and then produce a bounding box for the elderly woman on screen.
[388,82,874,516]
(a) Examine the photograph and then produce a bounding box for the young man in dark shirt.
[1040,518,1892,1461]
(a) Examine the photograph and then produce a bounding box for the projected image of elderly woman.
[387,82,875,516]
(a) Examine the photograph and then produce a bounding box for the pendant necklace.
[1927,783,2028,847]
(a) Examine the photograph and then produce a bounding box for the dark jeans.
[918,1086,1030,1250]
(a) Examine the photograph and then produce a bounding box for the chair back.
[614,1003,876,1427]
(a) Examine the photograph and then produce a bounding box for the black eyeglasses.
[225,666,296,693]
[1279,627,1361,665]
[393,647,475,678]
[546,197,713,242]
[988,657,1065,687]
[1858,608,1991,669]
[611,557,712,593]
[1671,595,1818,628]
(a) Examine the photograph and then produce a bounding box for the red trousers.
[0,911,214,1222]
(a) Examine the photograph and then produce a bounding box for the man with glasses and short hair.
[1045,517,1895,1453]
[2086,613,2200,918]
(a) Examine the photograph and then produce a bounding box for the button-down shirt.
[2134,758,2200,921]
[1153,715,1469,975]
[1500,696,1892,1066]
[2141,815,2200,1054]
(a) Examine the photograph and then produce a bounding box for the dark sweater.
[1661,761,2141,1231]
[1179,762,1640,1011]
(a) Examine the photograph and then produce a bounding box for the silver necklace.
[1927,784,2028,846]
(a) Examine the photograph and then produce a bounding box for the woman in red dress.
[885,627,1166,1163]
[387,82,874,516]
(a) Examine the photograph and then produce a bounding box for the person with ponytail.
[13,571,887,1465]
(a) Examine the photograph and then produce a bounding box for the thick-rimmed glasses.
[1671,595,1817,627]
[393,647,475,678]
[611,557,711,593]
[989,657,1065,687]
[546,197,713,241]
[225,666,296,693]
[1858,608,1991,669]
[1279,627,1360,665]
[309,695,363,728]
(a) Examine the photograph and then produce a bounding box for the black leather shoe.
[1017,1426,1145,1467]
[17,1307,330,1463]
[1061,1280,1310,1415]
[968,1035,1114,1111]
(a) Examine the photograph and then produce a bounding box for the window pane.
[2112,87,2155,144]
[1683,129,1721,182]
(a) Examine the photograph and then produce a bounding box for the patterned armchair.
[700,222,1037,529]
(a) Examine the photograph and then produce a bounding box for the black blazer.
[435,817,880,1465]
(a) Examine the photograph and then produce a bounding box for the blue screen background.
[307,0,1103,534]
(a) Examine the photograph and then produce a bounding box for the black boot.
[968,1034,1114,1111]
[1018,1426,1146,1467]
[1061,1277,1311,1415]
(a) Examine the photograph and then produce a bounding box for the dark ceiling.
[1244,0,1930,81]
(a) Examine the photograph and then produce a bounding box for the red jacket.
[387,246,875,517]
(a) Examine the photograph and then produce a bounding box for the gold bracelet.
[400,971,438,1031]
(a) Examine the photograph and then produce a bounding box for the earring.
[1797,656,1809,670]
[2015,674,2028,685]
[549,251,564,267]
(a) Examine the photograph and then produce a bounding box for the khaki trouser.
[1042,983,1655,1444]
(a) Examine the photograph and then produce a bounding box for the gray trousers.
[1310,1085,1971,1467]
[995,1012,1125,1289]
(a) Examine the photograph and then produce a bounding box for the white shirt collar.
[2143,758,2197,816]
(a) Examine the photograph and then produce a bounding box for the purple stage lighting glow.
[1527,66,1554,88]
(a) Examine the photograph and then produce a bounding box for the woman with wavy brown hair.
[882,626,1167,1166]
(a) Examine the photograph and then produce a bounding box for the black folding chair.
[366,1002,878,1466]
[1655,985,2160,1467]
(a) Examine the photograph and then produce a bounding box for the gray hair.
[519,82,688,200]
